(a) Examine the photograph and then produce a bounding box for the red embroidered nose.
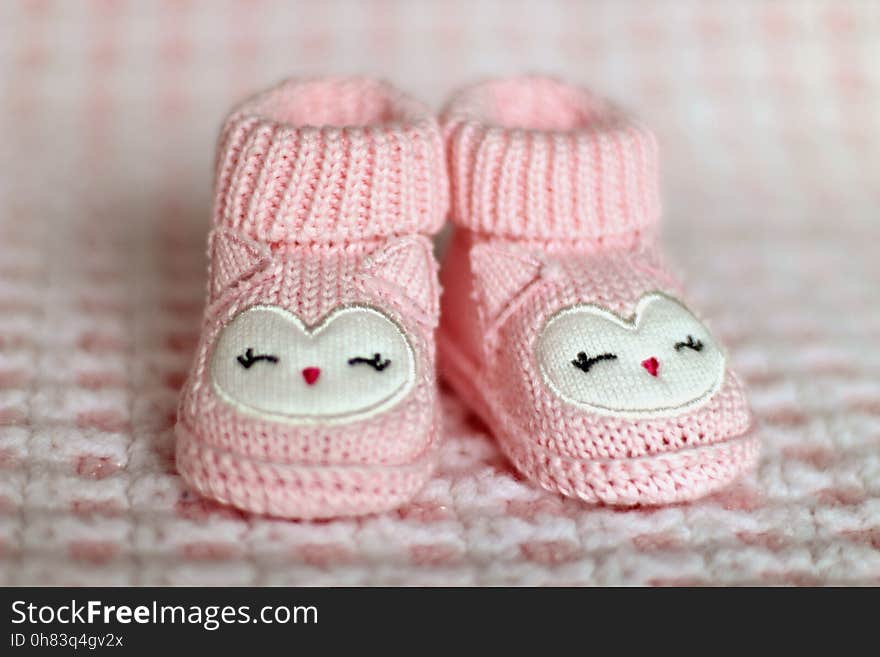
[641,357,660,377]
[302,367,321,385]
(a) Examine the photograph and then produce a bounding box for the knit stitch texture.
[2,0,878,586]
[443,77,660,240]
[438,76,758,505]
[176,77,447,519]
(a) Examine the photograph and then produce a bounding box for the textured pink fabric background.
[1,0,878,585]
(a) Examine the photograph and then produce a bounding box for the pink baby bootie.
[176,77,448,518]
[438,76,759,505]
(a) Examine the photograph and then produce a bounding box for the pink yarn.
[438,76,758,506]
[176,78,447,519]
[442,76,660,241]
[214,77,448,244]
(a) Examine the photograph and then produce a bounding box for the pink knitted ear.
[470,241,546,329]
[357,236,439,326]
[208,229,273,302]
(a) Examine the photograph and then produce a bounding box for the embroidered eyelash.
[675,335,704,352]
[348,353,391,372]
[236,348,279,369]
[571,351,618,373]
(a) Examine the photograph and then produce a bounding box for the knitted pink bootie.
[438,77,759,506]
[176,78,448,519]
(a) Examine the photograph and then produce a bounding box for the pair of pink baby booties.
[175,76,759,519]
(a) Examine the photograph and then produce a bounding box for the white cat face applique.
[210,305,416,425]
[536,293,726,418]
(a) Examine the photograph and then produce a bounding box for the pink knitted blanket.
[1,0,878,585]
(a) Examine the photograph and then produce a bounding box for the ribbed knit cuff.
[442,76,660,241]
[212,77,448,244]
